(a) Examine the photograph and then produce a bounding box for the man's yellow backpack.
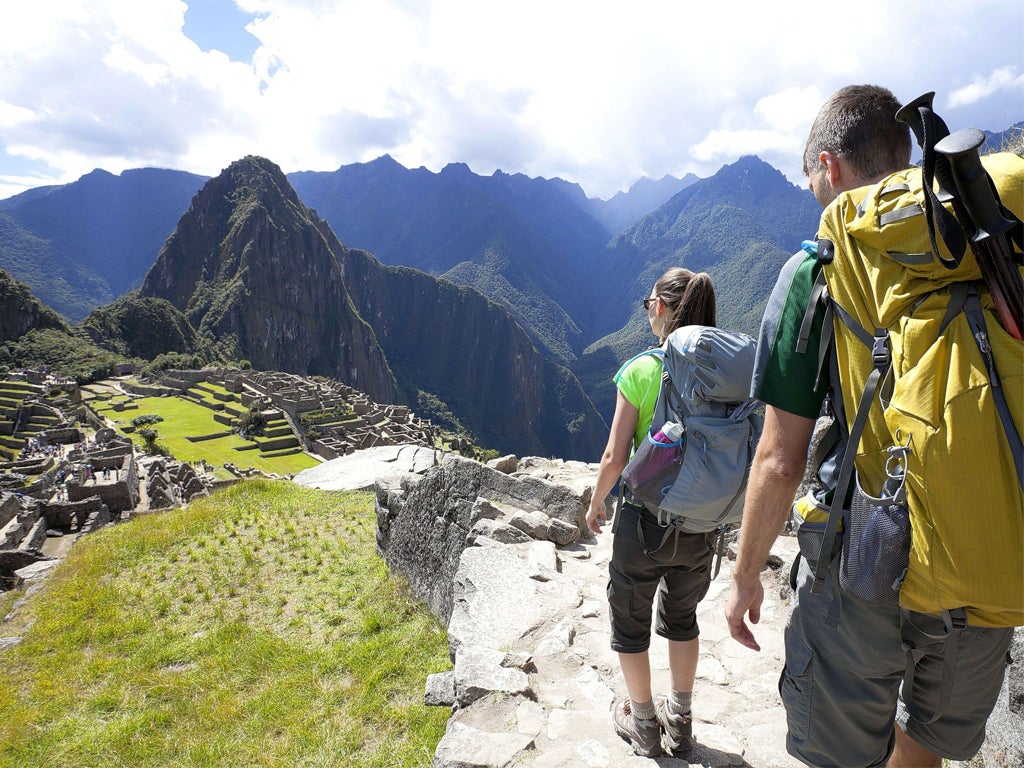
[808,99,1023,630]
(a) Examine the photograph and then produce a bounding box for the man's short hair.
[802,85,912,180]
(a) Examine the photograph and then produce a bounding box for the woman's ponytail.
[655,268,717,338]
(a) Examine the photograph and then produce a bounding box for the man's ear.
[820,151,842,187]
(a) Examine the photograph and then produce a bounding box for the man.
[725,85,1016,767]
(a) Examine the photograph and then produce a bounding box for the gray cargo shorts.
[782,543,1013,766]
[607,501,714,653]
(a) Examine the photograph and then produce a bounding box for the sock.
[630,698,656,721]
[668,690,692,716]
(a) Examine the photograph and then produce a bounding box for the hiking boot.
[655,695,694,755]
[612,699,664,757]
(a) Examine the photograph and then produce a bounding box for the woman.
[586,267,717,758]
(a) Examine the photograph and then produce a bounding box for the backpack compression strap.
[900,606,968,725]
[962,289,1024,490]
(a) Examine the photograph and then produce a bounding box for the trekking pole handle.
[935,128,1015,243]
[895,92,937,149]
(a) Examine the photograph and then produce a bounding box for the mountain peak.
[440,162,473,177]
[366,154,400,168]
[719,154,785,177]
[76,168,117,187]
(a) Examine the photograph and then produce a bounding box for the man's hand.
[725,576,764,651]
[586,503,606,535]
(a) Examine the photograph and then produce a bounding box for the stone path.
[303,449,805,766]
[506,516,805,768]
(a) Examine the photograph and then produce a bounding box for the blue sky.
[0,0,1021,201]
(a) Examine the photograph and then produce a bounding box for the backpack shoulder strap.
[962,288,1024,490]
[615,347,664,380]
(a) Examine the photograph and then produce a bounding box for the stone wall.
[0,492,18,529]
[375,454,590,624]
[66,462,138,513]
[43,495,110,530]
[120,381,176,398]
[37,427,84,446]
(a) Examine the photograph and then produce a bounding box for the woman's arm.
[586,389,640,534]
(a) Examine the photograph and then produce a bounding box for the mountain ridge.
[127,155,607,459]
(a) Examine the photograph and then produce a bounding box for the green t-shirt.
[752,248,830,418]
[613,352,663,451]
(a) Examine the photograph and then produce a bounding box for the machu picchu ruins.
[1,365,442,592]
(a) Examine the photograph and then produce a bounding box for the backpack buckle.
[872,334,890,368]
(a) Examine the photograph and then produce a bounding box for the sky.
[0,0,1022,202]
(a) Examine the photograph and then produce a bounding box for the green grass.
[90,395,319,477]
[0,480,451,767]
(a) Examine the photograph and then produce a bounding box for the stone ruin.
[65,439,140,513]
[232,369,435,459]
[134,368,436,465]
[0,426,217,593]
[142,458,209,510]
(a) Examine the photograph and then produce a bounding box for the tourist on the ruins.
[586,268,719,758]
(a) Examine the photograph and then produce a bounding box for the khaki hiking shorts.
[606,501,714,653]
[782,534,1012,766]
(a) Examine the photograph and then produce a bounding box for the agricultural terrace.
[86,391,319,478]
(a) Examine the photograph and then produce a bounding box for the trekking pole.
[935,128,1024,341]
[896,92,968,267]
[896,93,956,202]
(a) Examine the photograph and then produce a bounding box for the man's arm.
[725,405,816,650]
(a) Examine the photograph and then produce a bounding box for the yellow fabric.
[818,152,1024,628]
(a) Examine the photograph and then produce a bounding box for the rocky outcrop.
[0,268,68,344]
[374,454,591,624]
[294,444,438,491]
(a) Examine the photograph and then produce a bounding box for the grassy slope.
[89,395,318,476]
[0,480,451,768]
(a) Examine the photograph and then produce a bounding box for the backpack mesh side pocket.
[621,425,684,510]
[839,473,910,605]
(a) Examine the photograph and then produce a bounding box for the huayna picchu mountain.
[116,156,606,460]
[137,156,399,404]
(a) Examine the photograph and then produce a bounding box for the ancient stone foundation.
[375,454,590,624]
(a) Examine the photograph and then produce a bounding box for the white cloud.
[754,87,824,133]
[947,66,1024,108]
[0,0,1021,201]
[691,129,800,162]
[0,101,37,128]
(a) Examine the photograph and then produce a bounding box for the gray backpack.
[621,325,763,540]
